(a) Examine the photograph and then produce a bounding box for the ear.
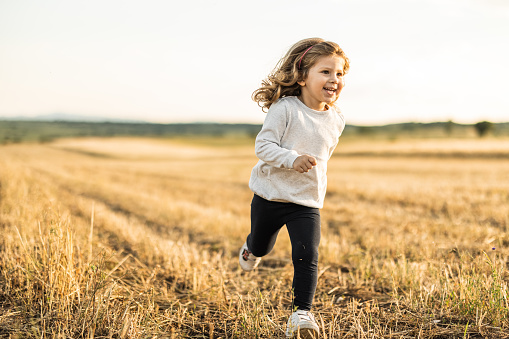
[297,80,306,87]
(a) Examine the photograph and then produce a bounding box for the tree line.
[0,120,507,145]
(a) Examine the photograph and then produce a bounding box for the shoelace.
[242,249,257,261]
[296,311,315,323]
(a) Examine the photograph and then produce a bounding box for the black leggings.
[246,194,321,311]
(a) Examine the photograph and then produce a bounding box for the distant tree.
[474,121,493,137]
[445,120,454,136]
[357,126,374,135]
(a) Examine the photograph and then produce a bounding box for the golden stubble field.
[1,137,508,338]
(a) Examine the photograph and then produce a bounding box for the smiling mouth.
[324,87,337,95]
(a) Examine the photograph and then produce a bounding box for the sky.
[1,0,508,126]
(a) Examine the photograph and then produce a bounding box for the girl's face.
[297,55,345,111]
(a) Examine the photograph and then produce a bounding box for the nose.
[331,74,345,88]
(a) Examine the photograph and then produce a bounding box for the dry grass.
[0,136,508,338]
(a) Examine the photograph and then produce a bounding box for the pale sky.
[1,0,508,125]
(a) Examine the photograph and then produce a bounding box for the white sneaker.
[286,310,320,338]
[239,242,261,271]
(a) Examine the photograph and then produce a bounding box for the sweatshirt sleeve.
[254,100,300,169]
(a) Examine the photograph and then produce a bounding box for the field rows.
[1,137,508,338]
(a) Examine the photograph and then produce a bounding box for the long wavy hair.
[252,38,350,112]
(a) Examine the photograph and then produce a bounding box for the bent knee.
[291,242,319,264]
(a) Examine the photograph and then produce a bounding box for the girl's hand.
[293,155,317,173]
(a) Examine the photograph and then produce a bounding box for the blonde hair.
[252,38,350,112]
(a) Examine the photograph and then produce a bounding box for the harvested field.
[1,137,508,338]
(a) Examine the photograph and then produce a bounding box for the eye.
[337,72,343,77]
[322,70,329,74]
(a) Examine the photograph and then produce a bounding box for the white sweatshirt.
[249,96,345,208]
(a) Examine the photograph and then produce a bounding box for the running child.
[239,37,350,338]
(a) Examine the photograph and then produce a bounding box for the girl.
[239,38,350,338]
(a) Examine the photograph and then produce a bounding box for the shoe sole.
[239,244,261,271]
[287,328,319,339]
[239,248,253,271]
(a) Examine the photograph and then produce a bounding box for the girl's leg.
[245,195,321,310]
[246,195,286,257]
[286,208,321,311]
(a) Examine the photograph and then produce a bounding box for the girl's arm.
[254,101,300,169]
